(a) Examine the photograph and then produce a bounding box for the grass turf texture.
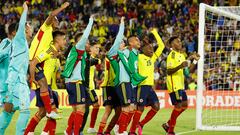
[0,108,238,135]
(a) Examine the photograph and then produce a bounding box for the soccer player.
[97,43,122,135]
[51,57,61,110]
[113,35,146,133]
[85,39,101,134]
[24,2,69,135]
[29,1,69,117]
[62,15,94,135]
[125,35,144,126]
[78,39,101,135]
[107,17,130,135]
[129,29,165,135]
[0,25,17,131]
[25,31,67,135]
[107,17,145,135]
[0,2,31,134]
[162,36,199,135]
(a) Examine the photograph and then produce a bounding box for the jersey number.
[147,60,151,66]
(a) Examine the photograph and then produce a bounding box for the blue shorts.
[35,64,45,81]
[169,90,188,105]
[102,86,120,108]
[131,86,137,104]
[5,82,30,110]
[116,82,132,106]
[35,86,55,107]
[52,90,59,108]
[86,89,98,105]
[66,82,87,105]
[136,85,159,107]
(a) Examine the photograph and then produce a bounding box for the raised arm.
[75,15,94,50]
[15,2,28,39]
[151,28,165,61]
[107,17,125,57]
[45,2,69,25]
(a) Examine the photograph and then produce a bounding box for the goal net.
[197,3,240,131]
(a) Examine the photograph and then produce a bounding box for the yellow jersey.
[101,58,115,87]
[166,50,186,93]
[89,65,96,90]
[51,58,60,90]
[36,45,58,85]
[138,29,165,86]
[29,21,53,60]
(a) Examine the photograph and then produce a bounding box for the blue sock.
[16,110,30,135]
[0,110,13,135]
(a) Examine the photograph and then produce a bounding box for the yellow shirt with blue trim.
[138,29,165,86]
[29,21,53,60]
[36,45,58,85]
[101,58,115,87]
[166,50,186,93]
[89,65,96,90]
[51,58,60,90]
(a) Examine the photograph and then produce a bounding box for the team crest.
[39,53,45,59]
[172,52,175,58]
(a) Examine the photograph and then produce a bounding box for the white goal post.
[197,3,240,131]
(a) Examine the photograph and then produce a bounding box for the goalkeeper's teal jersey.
[0,38,12,93]
[6,9,29,86]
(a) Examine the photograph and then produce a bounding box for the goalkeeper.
[0,2,32,134]
[162,36,200,135]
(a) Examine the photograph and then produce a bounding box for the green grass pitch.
[1,108,239,135]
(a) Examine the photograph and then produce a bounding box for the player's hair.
[104,40,113,51]
[127,35,137,45]
[89,36,99,46]
[168,36,179,46]
[8,23,18,35]
[74,32,83,43]
[52,30,65,39]
[139,35,151,53]
[141,34,151,47]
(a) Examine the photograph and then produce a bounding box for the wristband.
[193,59,198,64]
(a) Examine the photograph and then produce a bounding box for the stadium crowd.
[0,0,239,91]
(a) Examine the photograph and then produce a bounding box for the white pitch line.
[176,130,197,135]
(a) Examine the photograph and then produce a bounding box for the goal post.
[197,3,240,131]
